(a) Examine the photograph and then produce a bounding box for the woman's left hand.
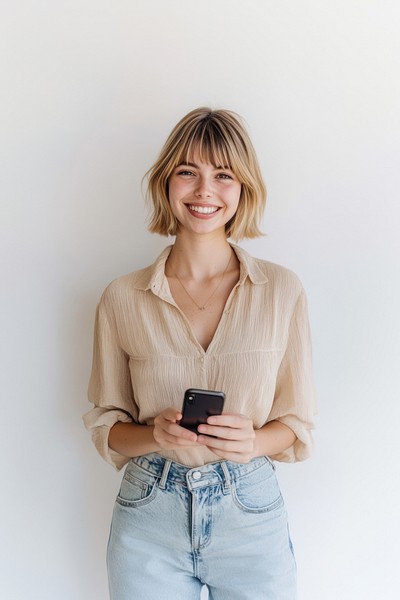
[197,414,257,464]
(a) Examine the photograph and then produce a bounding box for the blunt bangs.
[173,122,236,174]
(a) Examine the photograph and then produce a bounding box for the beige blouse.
[83,244,316,470]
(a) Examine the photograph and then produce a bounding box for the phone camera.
[188,395,195,404]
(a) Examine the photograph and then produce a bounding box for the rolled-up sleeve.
[268,288,317,462]
[83,290,138,470]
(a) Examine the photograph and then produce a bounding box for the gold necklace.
[174,253,232,311]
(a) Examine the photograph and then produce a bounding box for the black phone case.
[180,388,225,433]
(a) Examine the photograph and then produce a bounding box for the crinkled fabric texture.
[83,244,316,469]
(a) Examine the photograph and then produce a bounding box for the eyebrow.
[177,162,232,170]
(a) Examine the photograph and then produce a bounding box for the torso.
[167,266,240,352]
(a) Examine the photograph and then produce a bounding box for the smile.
[187,205,220,214]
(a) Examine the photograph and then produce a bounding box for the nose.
[195,177,213,198]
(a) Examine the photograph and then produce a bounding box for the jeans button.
[192,471,202,480]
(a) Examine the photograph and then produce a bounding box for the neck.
[166,231,234,281]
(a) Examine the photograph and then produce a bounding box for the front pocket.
[116,471,158,508]
[232,462,284,514]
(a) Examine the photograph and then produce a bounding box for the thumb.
[162,407,182,422]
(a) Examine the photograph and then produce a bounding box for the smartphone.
[180,388,225,433]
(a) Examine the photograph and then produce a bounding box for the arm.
[108,422,160,458]
[255,419,297,457]
[266,288,316,462]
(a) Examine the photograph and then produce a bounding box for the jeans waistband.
[130,453,273,492]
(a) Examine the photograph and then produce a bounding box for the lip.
[185,203,222,219]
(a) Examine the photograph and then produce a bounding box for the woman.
[84,107,316,599]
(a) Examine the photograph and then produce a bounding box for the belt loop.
[220,461,231,493]
[158,459,172,490]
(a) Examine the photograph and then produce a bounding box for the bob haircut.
[145,107,266,241]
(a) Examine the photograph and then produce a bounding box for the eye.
[216,172,233,180]
[176,169,195,177]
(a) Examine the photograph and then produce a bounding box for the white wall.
[1,1,399,598]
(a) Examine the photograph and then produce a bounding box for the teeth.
[188,205,219,214]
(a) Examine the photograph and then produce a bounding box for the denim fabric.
[107,453,297,599]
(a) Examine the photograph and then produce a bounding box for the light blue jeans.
[107,453,297,599]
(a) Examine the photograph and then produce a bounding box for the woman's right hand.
[153,408,199,450]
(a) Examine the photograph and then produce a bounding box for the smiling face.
[147,108,266,240]
[168,152,242,238]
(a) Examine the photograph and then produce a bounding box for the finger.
[154,429,198,447]
[197,424,254,440]
[171,421,198,440]
[176,425,199,442]
[160,408,183,422]
[207,414,251,428]
[161,421,198,442]
[156,413,197,439]
[154,412,182,431]
[197,435,253,453]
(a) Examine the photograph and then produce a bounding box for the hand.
[196,413,257,463]
[153,408,199,450]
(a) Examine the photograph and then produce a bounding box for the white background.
[1,1,399,599]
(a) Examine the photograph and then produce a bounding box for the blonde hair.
[145,107,266,240]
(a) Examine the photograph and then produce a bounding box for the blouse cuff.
[83,408,133,471]
[269,415,314,463]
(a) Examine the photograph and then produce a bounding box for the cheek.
[168,178,188,204]
[232,182,242,200]
[167,179,176,201]
[229,185,242,209]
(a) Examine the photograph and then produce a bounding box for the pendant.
[200,306,206,311]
